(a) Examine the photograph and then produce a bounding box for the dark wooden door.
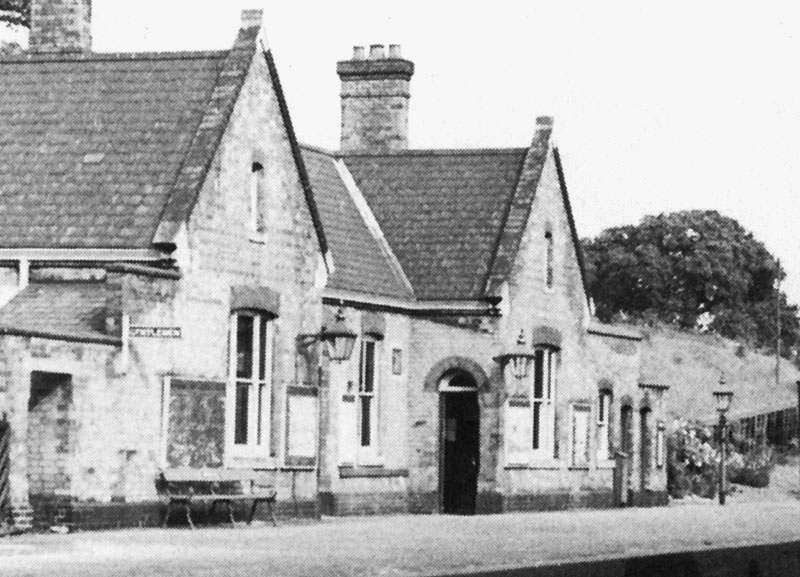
[441,392,480,514]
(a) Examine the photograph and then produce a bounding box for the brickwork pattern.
[337,56,413,152]
[29,0,92,53]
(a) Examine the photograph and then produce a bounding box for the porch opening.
[439,369,480,515]
[27,371,73,526]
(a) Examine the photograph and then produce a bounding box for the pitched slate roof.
[303,146,412,299]
[0,282,120,345]
[0,22,328,258]
[343,148,529,300]
[0,50,226,248]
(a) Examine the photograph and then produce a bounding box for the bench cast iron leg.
[161,502,171,528]
[248,500,258,525]
[225,500,235,527]
[267,499,277,527]
[184,501,194,530]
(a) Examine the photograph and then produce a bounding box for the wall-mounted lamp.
[493,329,536,381]
[320,307,357,363]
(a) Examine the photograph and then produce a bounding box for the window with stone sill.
[228,311,274,459]
[338,336,382,466]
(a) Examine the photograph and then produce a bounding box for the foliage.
[727,430,774,488]
[668,420,777,498]
[726,448,772,488]
[668,420,719,499]
[0,0,30,29]
[582,210,800,359]
[0,40,22,55]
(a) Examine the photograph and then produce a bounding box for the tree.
[0,0,30,29]
[582,210,800,358]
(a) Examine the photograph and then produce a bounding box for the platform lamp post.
[713,375,734,506]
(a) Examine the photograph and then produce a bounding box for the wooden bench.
[156,468,277,529]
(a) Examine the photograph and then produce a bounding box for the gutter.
[322,291,496,316]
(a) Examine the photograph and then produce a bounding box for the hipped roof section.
[0,18,327,259]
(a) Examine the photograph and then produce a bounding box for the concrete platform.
[2,500,800,576]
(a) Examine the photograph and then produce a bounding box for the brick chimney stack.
[337,44,414,152]
[29,0,92,54]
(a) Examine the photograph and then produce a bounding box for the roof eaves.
[341,148,528,158]
[0,327,121,347]
[588,322,643,341]
[0,50,228,64]
[152,23,261,247]
[554,147,591,309]
[263,48,329,262]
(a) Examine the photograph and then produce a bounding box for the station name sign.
[129,326,182,339]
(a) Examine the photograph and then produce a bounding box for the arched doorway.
[439,369,480,515]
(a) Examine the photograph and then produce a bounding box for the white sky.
[3,1,800,303]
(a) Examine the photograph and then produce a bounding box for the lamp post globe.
[494,330,536,381]
[322,307,357,362]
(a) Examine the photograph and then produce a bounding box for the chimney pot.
[337,44,414,152]
[369,44,386,59]
[241,8,263,28]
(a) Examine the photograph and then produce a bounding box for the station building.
[0,1,669,529]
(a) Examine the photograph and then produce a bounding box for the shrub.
[668,420,719,499]
[726,445,773,488]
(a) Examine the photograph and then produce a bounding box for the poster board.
[285,386,318,467]
[505,398,531,465]
[166,378,226,469]
[570,403,591,467]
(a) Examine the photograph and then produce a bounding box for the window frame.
[544,229,555,291]
[531,347,556,460]
[597,390,613,462]
[357,337,380,454]
[656,422,665,468]
[227,311,274,462]
[249,161,267,236]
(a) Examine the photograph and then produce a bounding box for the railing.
[0,417,10,525]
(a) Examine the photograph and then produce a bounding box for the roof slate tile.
[0,282,120,345]
[303,146,411,299]
[343,149,528,300]
[0,52,226,248]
